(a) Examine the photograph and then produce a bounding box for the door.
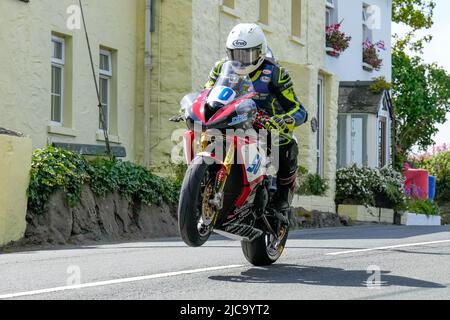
[316,77,325,176]
[351,117,364,166]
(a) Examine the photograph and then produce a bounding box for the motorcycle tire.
[241,220,289,266]
[178,162,212,247]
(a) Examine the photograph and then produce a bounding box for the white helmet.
[226,23,268,75]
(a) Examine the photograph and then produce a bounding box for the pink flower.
[376,40,386,50]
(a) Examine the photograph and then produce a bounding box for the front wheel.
[178,162,215,247]
[241,219,289,266]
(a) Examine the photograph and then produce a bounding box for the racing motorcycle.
[170,61,293,266]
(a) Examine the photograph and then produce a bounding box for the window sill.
[258,22,274,33]
[96,131,121,144]
[289,35,306,47]
[362,62,374,72]
[326,47,340,58]
[48,125,77,137]
[220,5,241,19]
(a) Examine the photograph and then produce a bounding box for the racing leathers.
[205,57,308,211]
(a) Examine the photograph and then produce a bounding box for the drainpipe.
[143,0,153,167]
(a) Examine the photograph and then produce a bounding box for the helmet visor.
[227,46,262,67]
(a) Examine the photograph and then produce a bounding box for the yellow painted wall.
[0,135,32,246]
[147,0,193,167]
[0,0,142,161]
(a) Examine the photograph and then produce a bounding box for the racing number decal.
[247,154,262,175]
[218,87,234,101]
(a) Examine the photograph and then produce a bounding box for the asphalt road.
[0,225,449,300]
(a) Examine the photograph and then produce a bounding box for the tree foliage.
[392,50,450,167]
[392,0,435,30]
[391,0,450,168]
[392,0,436,52]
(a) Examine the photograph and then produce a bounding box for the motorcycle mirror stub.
[180,92,200,113]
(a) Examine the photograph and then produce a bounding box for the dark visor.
[227,46,262,67]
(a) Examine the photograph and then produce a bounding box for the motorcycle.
[170,61,293,266]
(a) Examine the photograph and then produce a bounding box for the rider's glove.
[264,115,296,135]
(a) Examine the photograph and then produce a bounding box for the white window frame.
[326,8,332,26]
[51,36,65,126]
[326,0,335,8]
[362,4,373,42]
[99,50,112,77]
[51,36,65,65]
[99,50,112,131]
[325,0,337,27]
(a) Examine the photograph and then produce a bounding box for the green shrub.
[28,147,180,215]
[335,165,406,209]
[419,151,450,202]
[369,76,392,94]
[407,199,440,216]
[28,146,90,215]
[297,169,329,197]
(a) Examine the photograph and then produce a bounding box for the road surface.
[0,225,449,300]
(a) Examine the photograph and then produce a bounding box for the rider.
[205,23,308,212]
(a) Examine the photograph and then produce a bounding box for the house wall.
[325,0,392,82]
[0,135,32,246]
[0,0,141,161]
[184,0,339,212]
[146,0,193,167]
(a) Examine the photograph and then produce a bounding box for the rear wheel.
[178,163,216,247]
[241,218,289,266]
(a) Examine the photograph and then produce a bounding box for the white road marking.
[0,265,244,299]
[327,239,450,256]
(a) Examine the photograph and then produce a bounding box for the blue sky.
[392,0,450,149]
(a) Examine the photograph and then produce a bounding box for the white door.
[351,117,363,166]
[317,77,325,177]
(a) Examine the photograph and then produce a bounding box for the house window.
[362,4,373,42]
[51,36,65,125]
[326,0,336,26]
[378,117,387,167]
[99,50,112,131]
[291,0,302,38]
[259,0,269,25]
[222,0,235,9]
[316,77,325,177]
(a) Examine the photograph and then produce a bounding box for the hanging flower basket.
[325,23,351,58]
[363,40,385,71]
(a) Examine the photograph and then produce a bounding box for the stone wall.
[19,186,178,246]
[440,202,450,225]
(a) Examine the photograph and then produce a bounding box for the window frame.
[326,0,335,9]
[51,36,65,65]
[99,49,113,77]
[98,50,113,132]
[291,0,302,39]
[50,36,65,126]
[378,116,388,168]
[259,0,269,26]
[362,3,373,42]
[222,0,235,9]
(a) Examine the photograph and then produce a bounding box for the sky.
[392,0,450,150]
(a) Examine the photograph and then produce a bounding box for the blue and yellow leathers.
[205,57,309,210]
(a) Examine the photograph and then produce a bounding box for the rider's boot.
[271,174,296,225]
